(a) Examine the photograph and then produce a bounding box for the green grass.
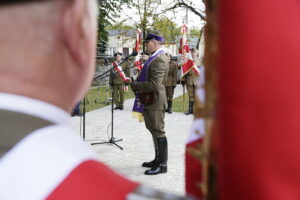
[81,86,188,113]
[81,86,135,112]
[172,94,189,113]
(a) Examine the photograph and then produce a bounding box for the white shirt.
[0,93,96,200]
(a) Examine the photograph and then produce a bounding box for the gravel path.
[71,85,193,195]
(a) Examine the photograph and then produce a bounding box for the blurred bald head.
[0,0,98,112]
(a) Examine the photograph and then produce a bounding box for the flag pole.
[182,83,186,112]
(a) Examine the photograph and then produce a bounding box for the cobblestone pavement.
[71,85,193,195]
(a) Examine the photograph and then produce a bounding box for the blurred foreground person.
[0,1,194,200]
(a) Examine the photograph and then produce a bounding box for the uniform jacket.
[165,60,178,87]
[109,62,130,85]
[183,57,202,86]
[131,52,169,111]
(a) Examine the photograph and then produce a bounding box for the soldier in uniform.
[109,52,130,110]
[132,51,150,81]
[182,48,202,115]
[164,53,178,114]
[130,33,169,175]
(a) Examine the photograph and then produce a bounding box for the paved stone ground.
[71,85,193,196]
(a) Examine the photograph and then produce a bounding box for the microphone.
[123,51,138,60]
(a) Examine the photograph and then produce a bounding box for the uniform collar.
[0,92,71,126]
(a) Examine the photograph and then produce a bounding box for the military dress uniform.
[164,60,178,113]
[109,62,130,110]
[182,57,202,115]
[130,43,169,175]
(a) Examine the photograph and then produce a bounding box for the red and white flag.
[112,62,130,82]
[135,29,142,53]
[134,60,143,71]
[132,28,143,75]
[179,24,200,77]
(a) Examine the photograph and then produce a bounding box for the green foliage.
[152,16,180,43]
[82,86,135,112]
[190,27,201,38]
[82,86,187,113]
[106,23,135,31]
[172,93,189,113]
[97,0,133,53]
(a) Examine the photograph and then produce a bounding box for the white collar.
[0,125,96,200]
[151,47,164,58]
[0,93,71,126]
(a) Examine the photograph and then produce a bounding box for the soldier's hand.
[124,79,131,84]
[130,82,137,91]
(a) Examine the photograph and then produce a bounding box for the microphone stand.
[93,52,137,81]
[91,78,123,150]
[81,96,86,140]
[91,59,132,150]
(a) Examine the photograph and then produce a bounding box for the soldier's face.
[141,55,149,61]
[115,55,122,62]
[146,40,155,54]
[191,52,198,59]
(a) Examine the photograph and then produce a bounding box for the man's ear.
[60,0,90,68]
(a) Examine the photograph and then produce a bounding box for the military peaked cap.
[114,52,122,57]
[144,33,165,43]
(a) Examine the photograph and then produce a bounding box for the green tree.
[151,16,180,43]
[190,28,200,38]
[97,0,133,55]
[128,0,163,51]
[106,23,135,31]
[162,0,206,21]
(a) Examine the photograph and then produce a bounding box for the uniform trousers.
[113,84,124,107]
[165,86,175,101]
[143,110,165,138]
[186,84,196,102]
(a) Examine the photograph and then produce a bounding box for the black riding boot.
[145,137,168,175]
[167,101,172,114]
[185,101,193,115]
[142,137,158,168]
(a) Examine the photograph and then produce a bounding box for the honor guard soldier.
[132,51,150,81]
[109,52,130,110]
[130,33,169,175]
[182,48,202,115]
[164,53,178,114]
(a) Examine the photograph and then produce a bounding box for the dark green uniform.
[109,62,130,109]
[182,57,202,115]
[165,60,178,100]
[130,51,169,175]
[164,60,178,113]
